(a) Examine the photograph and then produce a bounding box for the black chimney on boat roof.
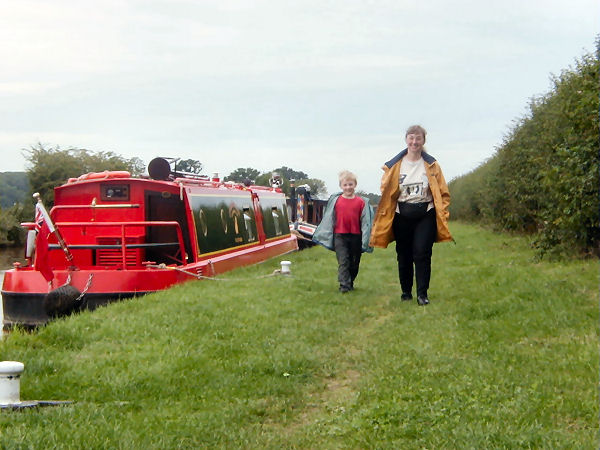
[149,157,212,181]
[148,157,172,181]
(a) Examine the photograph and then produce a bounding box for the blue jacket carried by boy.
[312,193,375,253]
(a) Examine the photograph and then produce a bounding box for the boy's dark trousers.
[334,233,362,290]
[392,208,437,297]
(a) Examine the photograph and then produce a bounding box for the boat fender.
[43,285,85,319]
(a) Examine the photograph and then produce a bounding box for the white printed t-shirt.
[396,157,434,213]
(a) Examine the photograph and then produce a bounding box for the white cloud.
[0,0,597,196]
[0,82,61,96]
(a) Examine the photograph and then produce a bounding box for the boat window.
[272,207,281,235]
[230,207,241,235]
[198,209,208,237]
[243,207,255,241]
[101,184,130,201]
[220,208,228,233]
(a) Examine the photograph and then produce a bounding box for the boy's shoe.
[401,292,413,301]
[417,296,429,306]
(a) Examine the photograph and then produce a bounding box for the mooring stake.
[280,260,291,274]
[0,361,73,410]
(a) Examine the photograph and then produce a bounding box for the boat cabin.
[45,170,292,271]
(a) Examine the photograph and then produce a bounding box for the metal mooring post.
[0,361,73,409]
[0,361,24,406]
[280,261,291,274]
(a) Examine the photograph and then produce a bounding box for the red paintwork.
[2,171,297,326]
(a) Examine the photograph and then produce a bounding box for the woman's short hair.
[338,170,357,186]
[405,125,427,141]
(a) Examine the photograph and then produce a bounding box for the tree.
[356,190,381,206]
[448,45,599,257]
[25,143,145,206]
[254,172,277,189]
[174,159,203,174]
[295,178,327,198]
[254,168,327,197]
[254,171,294,194]
[0,203,28,245]
[272,166,308,181]
[224,168,261,183]
[0,172,28,208]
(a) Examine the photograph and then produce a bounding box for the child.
[312,171,374,293]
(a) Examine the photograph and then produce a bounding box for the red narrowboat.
[1,158,298,328]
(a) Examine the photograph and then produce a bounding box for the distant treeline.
[0,145,347,247]
[0,172,28,209]
[0,146,145,246]
[449,45,599,258]
[0,172,28,246]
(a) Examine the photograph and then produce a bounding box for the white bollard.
[0,361,24,405]
[280,261,291,275]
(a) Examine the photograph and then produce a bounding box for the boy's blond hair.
[338,170,357,186]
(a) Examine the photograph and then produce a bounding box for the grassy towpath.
[0,222,597,448]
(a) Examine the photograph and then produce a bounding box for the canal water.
[0,247,26,328]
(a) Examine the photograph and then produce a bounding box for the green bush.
[25,144,145,206]
[0,203,29,246]
[448,156,498,223]
[449,45,599,258]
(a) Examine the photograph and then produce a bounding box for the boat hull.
[2,236,297,328]
[2,291,143,329]
[3,163,299,329]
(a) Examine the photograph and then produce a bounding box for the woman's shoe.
[417,296,429,306]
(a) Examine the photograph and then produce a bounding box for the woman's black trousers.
[392,208,437,297]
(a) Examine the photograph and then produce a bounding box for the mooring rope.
[146,263,292,282]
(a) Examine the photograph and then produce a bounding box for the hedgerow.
[449,42,599,258]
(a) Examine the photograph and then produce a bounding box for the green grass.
[0,222,597,448]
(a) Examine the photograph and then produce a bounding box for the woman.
[369,125,452,305]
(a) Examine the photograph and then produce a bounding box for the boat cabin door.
[145,190,192,265]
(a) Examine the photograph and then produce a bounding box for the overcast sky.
[1,0,597,195]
